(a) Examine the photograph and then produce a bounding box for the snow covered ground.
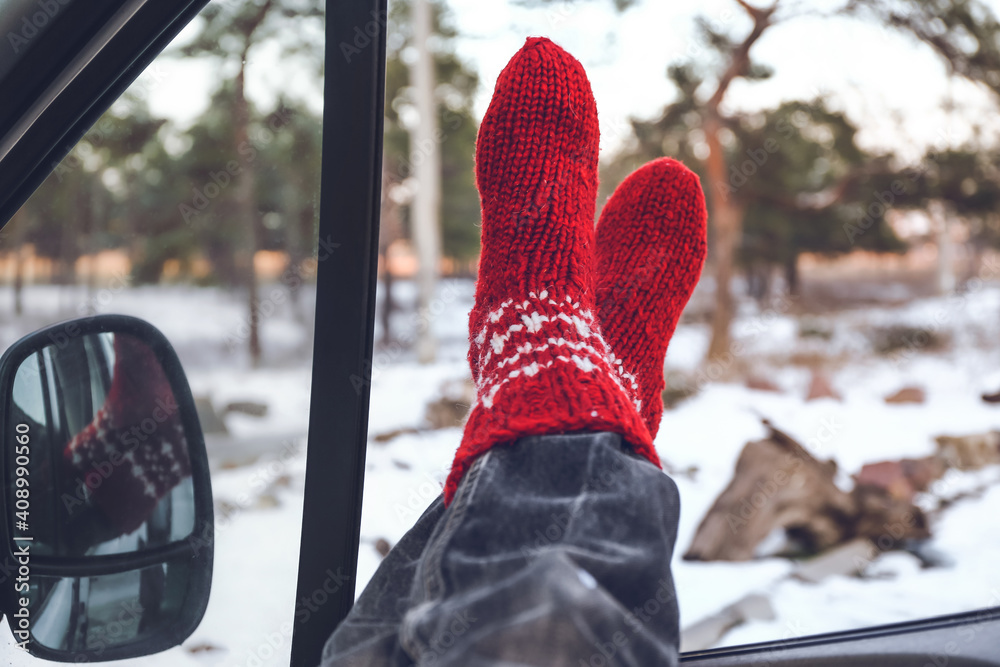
[3,277,1000,664]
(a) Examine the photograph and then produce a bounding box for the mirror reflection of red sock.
[65,334,191,535]
[596,158,708,439]
[444,38,654,504]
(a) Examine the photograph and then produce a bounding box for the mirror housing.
[0,315,213,662]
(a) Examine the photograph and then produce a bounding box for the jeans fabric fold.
[321,431,681,667]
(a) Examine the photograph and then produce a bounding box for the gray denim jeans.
[320,431,682,667]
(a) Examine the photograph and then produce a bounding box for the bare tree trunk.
[225,0,274,368]
[382,261,395,345]
[966,241,984,283]
[932,202,955,295]
[281,181,307,324]
[379,165,402,346]
[13,250,24,316]
[86,184,106,297]
[234,62,262,367]
[702,0,777,366]
[410,0,441,364]
[8,208,26,316]
[56,174,88,286]
[784,253,799,297]
[704,115,744,364]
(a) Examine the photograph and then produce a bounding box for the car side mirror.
[0,315,213,662]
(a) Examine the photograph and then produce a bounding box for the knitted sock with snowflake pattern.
[64,333,191,534]
[595,157,707,439]
[444,37,656,504]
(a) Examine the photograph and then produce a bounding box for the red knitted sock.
[444,37,655,504]
[64,333,191,534]
[595,158,708,439]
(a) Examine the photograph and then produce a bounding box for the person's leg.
[322,36,706,667]
[321,499,446,666]
[596,158,707,440]
[322,433,681,667]
[445,36,658,505]
[398,432,681,667]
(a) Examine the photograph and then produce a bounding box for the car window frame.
[290,0,386,664]
[0,0,386,664]
[0,0,210,225]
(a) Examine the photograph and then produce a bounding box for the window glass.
[360,0,1000,655]
[2,1,323,663]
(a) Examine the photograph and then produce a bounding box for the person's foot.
[64,333,191,534]
[445,37,655,504]
[595,158,707,438]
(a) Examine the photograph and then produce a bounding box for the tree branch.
[706,0,780,113]
[241,0,276,64]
